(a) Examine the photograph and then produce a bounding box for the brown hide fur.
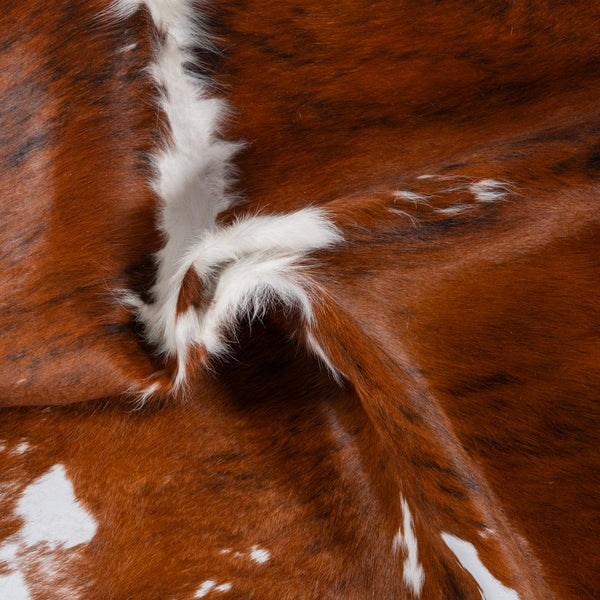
[0,328,412,599]
[0,0,167,404]
[214,3,600,595]
[1,0,599,598]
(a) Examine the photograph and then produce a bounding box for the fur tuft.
[112,1,343,389]
[130,209,342,388]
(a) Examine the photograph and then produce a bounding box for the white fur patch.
[195,579,232,597]
[249,546,270,564]
[195,580,216,598]
[0,541,19,564]
[441,533,520,600]
[13,442,30,455]
[0,464,97,600]
[16,465,97,550]
[0,571,31,600]
[393,497,425,596]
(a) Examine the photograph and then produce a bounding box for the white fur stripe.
[442,534,520,600]
[108,0,238,300]
[393,497,425,596]
[110,1,342,387]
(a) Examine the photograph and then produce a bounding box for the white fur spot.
[249,546,270,564]
[13,442,30,455]
[16,465,97,550]
[195,579,232,597]
[195,580,216,598]
[393,497,425,596]
[219,545,271,564]
[441,533,520,599]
